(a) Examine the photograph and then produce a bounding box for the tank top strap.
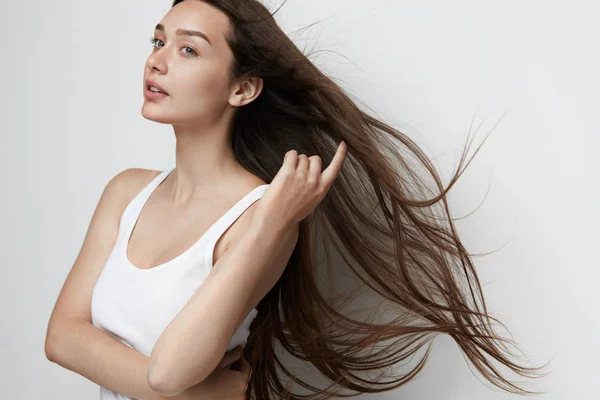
[200,184,270,274]
[120,167,175,235]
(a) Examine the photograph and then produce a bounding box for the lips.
[145,79,168,95]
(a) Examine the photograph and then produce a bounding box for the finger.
[297,154,309,177]
[217,346,243,369]
[284,149,298,170]
[238,356,252,394]
[308,155,322,186]
[320,141,347,190]
[237,354,251,375]
[218,354,240,369]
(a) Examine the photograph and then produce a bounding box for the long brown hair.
[172,0,552,398]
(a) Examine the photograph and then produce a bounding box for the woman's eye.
[149,36,163,48]
[149,37,198,56]
[182,46,198,56]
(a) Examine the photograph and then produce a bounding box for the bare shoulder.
[108,168,163,219]
[45,167,163,354]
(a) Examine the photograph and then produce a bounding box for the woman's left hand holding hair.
[253,141,348,230]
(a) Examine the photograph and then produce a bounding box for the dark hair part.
[172,0,552,398]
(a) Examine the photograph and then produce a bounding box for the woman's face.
[141,1,239,125]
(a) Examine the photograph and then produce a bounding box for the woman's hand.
[254,141,347,229]
[175,346,252,400]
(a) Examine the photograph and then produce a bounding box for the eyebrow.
[155,23,212,46]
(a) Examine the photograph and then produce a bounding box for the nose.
[145,50,167,74]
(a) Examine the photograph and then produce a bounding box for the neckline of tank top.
[121,167,270,273]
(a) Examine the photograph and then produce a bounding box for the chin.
[141,105,175,124]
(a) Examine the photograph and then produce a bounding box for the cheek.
[183,69,231,108]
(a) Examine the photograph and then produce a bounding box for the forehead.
[159,1,231,45]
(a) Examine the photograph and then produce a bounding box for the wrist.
[250,213,294,237]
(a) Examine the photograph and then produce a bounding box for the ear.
[228,76,264,107]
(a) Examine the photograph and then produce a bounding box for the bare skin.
[46,1,267,398]
[124,168,266,273]
[45,167,255,400]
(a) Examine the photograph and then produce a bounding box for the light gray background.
[2,0,597,398]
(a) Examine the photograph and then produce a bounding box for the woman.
[46,0,551,399]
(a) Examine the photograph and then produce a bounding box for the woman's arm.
[46,318,172,400]
[47,316,249,400]
[44,169,175,399]
[148,218,298,396]
[45,168,191,400]
[148,145,346,396]
[45,169,249,399]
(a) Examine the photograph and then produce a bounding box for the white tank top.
[91,167,269,399]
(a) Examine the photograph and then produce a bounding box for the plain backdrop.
[1,0,597,399]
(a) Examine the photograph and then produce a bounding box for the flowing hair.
[171,0,552,398]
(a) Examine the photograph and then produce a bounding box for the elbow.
[44,325,62,363]
[148,356,215,397]
[147,344,218,396]
[147,362,184,397]
[147,374,177,397]
[44,316,77,363]
[44,337,58,362]
[147,367,170,396]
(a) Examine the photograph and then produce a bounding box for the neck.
[167,118,245,207]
